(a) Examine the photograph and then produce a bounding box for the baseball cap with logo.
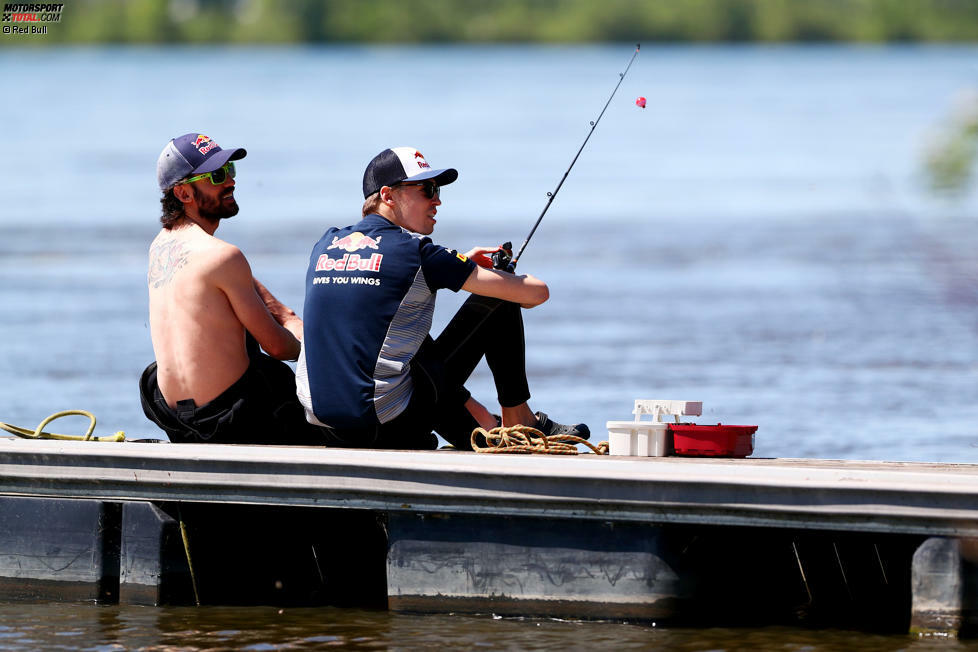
[157,133,247,191]
[362,147,458,199]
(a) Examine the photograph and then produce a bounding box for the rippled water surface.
[2,44,978,647]
[1,603,977,651]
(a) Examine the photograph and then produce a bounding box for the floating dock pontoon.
[0,437,976,635]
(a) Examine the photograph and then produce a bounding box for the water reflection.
[0,603,976,651]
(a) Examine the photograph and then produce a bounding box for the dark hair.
[362,191,383,217]
[160,187,186,229]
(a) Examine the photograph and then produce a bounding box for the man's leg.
[433,295,531,410]
[431,294,590,442]
[369,367,440,450]
[247,353,333,445]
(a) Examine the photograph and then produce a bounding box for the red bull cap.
[157,132,247,191]
[362,147,458,198]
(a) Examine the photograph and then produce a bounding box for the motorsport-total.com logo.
[2,3,64,35]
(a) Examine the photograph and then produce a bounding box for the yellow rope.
[471,424,609,455]
[0,410,125,442]
[177,505,202,606]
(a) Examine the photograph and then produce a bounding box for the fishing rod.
[492,43,641,271]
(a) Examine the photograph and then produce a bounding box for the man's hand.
[463,245,501,270]
[254,277,303,342]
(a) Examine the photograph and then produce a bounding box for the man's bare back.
[148,224,253,407]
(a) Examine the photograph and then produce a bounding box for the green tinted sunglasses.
[182,161,236,186]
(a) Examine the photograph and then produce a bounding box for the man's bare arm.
[254,277,303,342]
[461,266,549,308]
[213,247,301,360]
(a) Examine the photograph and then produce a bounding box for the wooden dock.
[1,437,976,634]
[2,438,978,534]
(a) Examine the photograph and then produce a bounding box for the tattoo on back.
[148,239,190,288]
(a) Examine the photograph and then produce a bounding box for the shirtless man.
[138,132,327,445]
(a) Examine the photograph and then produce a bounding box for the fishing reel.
[491,242,515,273]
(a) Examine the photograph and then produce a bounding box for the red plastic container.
[669,424,757,458]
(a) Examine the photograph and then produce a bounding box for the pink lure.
[635,96,647,109]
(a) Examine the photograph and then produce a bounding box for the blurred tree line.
[5,0,978,44]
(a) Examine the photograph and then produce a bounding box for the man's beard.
[192,185,239,222]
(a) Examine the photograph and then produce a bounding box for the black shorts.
[321,295,532,451]
[319,340,472,451]
[139,352,330,446]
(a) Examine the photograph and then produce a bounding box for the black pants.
[139,338,331,446]
[323,295,532,451]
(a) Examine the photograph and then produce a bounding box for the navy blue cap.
[157,133,247,191]
[363,147,458,198]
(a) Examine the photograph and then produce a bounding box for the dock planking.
[0,437,976,536]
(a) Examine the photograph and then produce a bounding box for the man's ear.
[173,184,194,204]
[380,186,395,204]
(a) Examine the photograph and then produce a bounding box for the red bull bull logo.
[193,134,218,155]
[326,232,382,253]
[412,151,431,170]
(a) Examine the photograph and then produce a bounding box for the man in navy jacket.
[297,147,588,449]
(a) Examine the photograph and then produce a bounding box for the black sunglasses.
[396,180,440,199]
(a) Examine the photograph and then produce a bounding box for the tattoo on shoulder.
[148,239,190,288]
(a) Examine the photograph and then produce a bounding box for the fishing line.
[493,43,641,270]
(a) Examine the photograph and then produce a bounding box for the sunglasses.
[397,180,440,200]
[182,162,236,186]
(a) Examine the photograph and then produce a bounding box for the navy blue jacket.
[296,214,476,428]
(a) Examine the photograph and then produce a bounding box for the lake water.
[2,44,978,648]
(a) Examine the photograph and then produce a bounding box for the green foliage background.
[926,99,978,196]
[5,0,978,45]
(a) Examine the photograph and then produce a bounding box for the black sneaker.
[534,412,590,440]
